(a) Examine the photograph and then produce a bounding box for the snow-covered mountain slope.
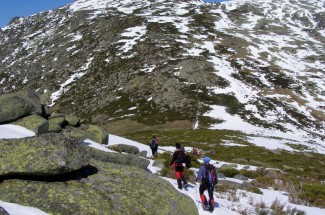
[0,0,324,152]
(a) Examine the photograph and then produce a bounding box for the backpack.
[204,164,218,185]
[149,139,156,148]
[175,151,191,168]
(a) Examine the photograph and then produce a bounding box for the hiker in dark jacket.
[149,136,158,156]
[195,156,218,212]
[170,143,188,190]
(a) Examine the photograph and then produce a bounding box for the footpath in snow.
[1,125,325,215]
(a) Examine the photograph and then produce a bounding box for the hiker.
[170,143,188,190]
[195,156,218,212]
[149,136,158,156]
[192,147,199,155]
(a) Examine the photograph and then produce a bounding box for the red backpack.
[205,164,218,185]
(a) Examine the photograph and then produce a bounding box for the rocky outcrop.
[0,91,109,145]
[64,124,109,145]
[0,90,198,214]
[86,146,149,170]
[0,160,197,215]
[108,144,140,154]
[0,133,90,176]
[0,133,196,215]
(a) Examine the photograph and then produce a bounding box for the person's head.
[175,142,181,149]
[203,156,211,164]
[152,136,156,139]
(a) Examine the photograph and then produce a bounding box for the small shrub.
[227,189,239,202]
[160,166,173,178]
[300,183,325,207]
[270,199,286,214]
[247,186,263,194]
[218,168,240,177]
[240,169,260,179]
[217,183,237,193]
[255,176,274,188]
[238,208,250,215]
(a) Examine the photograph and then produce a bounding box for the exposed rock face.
[0,133,90,176]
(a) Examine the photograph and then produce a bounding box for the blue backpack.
[150,139,156,148]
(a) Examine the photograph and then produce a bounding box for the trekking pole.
[196,182,200,209]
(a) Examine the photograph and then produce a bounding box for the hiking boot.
[208,206,214,212]
[178,186,182,190]
[202,204,209,210]
[183,183,188,188]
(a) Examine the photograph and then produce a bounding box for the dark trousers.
[199,182,214,206]
[151,147,156,156]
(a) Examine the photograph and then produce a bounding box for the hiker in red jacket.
[170,143,188,190]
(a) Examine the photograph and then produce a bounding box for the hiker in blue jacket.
[195,156,218,212]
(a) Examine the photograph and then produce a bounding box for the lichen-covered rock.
[139,151,147,158]
[0,96,34,124]
[65,114,80,127]
[48,115,66,133]
[108,144,140,154]
[0,133,90,176]
[0,160,198,215]
[86,146,149,170]
[14,91,43,114]
[233,174,248,181]
[65,124,108,145]
[14,114,49,135]
[0,90,43,124]
[152,159,165,169]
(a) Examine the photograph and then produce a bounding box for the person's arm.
[195,166,204,182]
[170,152,177,166]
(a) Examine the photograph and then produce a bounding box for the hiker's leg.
[199,183,208,205]
[175,171,182,189]
[180,171,187,185]
[208,186,215,209]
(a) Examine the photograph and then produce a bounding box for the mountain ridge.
[0,0,324,152]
